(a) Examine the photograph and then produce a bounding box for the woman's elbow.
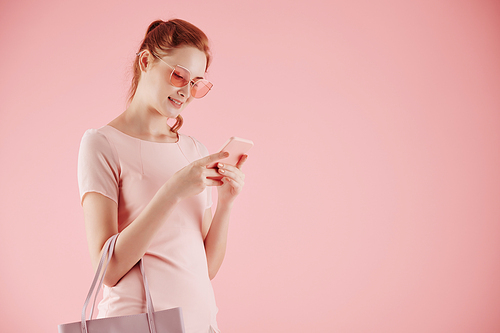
[102,271,121,287]
[208,266,218,280]
[102,277,116,288]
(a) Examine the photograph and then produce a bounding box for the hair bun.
[145,20,163,36]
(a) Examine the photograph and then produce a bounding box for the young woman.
[78,19,246,333]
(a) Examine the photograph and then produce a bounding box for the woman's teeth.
[169,97,181,105]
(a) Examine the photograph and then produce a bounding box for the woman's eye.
[173,72,184,79]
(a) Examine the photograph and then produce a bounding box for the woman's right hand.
[165,151,229,201]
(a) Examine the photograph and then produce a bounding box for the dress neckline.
[104,125,180,144]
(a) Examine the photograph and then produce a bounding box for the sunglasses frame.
[145,51,213,99]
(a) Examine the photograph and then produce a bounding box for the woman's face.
[141,46,208,119]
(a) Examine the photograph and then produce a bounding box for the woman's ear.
[138,50,152,72]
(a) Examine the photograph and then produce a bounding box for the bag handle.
[80,234,158,333]
[87,235,115,320]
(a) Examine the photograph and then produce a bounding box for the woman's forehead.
[164,46,207,77]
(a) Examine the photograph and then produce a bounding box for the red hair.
[129,19,212,133]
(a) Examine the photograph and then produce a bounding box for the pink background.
[1,0,500,332]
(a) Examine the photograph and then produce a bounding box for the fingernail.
[218,163,224,168]
[219,168,225,174]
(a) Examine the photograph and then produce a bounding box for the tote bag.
[58,234,185,333]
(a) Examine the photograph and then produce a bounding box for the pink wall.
[1,0,500,332]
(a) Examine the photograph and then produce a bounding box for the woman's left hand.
[215,154,248,205]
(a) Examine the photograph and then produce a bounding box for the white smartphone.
[208,137,254,168]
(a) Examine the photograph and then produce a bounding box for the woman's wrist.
[216,198,235,211]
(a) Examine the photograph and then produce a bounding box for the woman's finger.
[217,167,244,183]
[235,154,248,169]
[217,161,246,177]
[205,168,222,179]
[195,151,229,168]
[205,178,224,186]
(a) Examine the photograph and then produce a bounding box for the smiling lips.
[168,96,183,108]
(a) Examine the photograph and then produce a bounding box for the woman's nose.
[178,84,190,98]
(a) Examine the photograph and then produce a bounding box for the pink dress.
[78,125,220,333]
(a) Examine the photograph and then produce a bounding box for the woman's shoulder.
[79,126,122,163]
[81,126,115,147]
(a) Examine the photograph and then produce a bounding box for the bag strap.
[79,234,158,333]
[87,234,117,320]
[140,258,157,333]
[80,234,116,333]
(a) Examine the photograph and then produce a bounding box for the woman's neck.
[108,97,178,143]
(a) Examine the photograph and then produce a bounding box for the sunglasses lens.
[191,80,213,98]
[169,64,212,98]
[170,66,190,87]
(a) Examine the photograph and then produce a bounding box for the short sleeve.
[191,136,213,209]
[77,129,120,205]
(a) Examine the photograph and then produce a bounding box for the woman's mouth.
[168,97,183,108]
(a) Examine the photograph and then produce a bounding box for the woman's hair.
[129,19,211,133]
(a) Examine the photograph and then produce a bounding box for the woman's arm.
[203,155,247,280]
[84,183,180,287]
[84,151,228,287]
[203,204,232,280]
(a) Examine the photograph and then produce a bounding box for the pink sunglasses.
[137,51,213,98]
